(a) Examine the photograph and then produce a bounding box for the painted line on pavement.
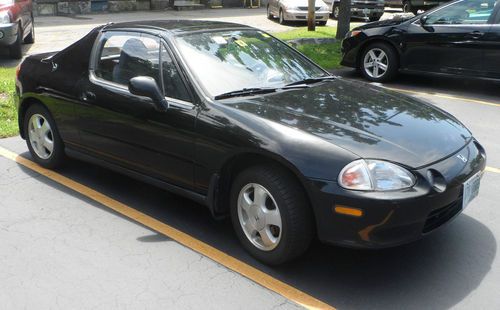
[0,146,334,310]
[381,86,500,108]
[486,166,500,174]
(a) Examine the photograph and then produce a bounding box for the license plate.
[462,172,481,209]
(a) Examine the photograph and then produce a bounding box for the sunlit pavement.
[1,8,500,310]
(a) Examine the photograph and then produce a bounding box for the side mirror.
[419,15,429,26]
[129,76,169,112]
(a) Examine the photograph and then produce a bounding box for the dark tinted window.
[95,32,160,86]
[161,44,191,102]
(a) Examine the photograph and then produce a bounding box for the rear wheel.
[9,29,22,59]
[360,42,399,82]
[403,0,418,15]
[24,104,66,169]
[230,165,314,265]
[318,20,327,26]
[369,14,382,22]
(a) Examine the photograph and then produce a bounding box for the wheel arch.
[210,151,317,226]
[18,97,47,139]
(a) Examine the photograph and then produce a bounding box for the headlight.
[0,11,11,24]
[339,159,416,191]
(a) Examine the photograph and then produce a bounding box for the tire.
[24,17,35,44]
[318,21,327,26]
[9,28,23,59]
[369,14,382,22]
[230,165,314,265]
[359,42,399,82]
[332,4,339,20]
[24,104,66,169]
[403,0,413,14]
[267,5,273,19]
[279,9,286,25]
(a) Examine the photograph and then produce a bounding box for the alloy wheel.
[28,114,54,159]
[237,183,282,251]
[363,48,389,79]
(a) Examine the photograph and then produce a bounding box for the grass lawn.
[272,26,343,70]
[0,67,18,138]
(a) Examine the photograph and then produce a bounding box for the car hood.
[223,79,471,168]
[355,16,413,30]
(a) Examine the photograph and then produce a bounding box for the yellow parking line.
[486,166,500,174]
[0,146,334,310]
[382,86,500,108]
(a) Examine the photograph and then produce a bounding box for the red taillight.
[16,64,21,78]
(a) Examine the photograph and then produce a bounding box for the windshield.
[174,30,326,97]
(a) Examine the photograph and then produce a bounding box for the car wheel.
[360,42,398,82]
[267,5,274,19]
[403,0,413,14]
[318,20,327,26]
[332,4,339,20]
[279,9,286,25]
[24,104,65,169]
[9,28,23,59]
[230,165,314,265]
[369,14,382,22]
[24,17,35,44]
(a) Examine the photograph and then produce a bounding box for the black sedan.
[342,0,500,82]
[16,20,486,265]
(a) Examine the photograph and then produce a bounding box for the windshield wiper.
[214,87,277,100]
[285,75,336,87]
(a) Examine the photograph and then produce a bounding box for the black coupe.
[342,0,500,82]
[16,20,486,265]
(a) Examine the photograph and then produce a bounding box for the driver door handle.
[469,31,485,39]
[81,91,96,103]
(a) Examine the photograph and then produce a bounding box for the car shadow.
[334,68,500,104]
[15,152,497,309]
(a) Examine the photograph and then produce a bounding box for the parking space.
[1,7,500,310]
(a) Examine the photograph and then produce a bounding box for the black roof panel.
[104,20,254,34]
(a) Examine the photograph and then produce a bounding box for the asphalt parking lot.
[1,8,500,310]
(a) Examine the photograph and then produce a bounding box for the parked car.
[324,0,385,22]
[342,0,500,82]
[0,0,34,59]
[267,0,331,25]
[385,0,450,15]
[16,20,486,265]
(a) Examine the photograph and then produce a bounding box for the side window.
[426,0,497,25]
[160,44,191,102]
[95,32,161,86]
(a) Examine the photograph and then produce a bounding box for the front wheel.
[230,165,314,265]
[9,30,22,59]
[369,14,382,22]
[360,42,399,82]
[24,104,66,169]
[267,5,274,19]
[279,9,286,25]
[24,17,35,44]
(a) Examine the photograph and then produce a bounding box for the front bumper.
[284,10,330,21]
[0,23,19,47]
[309,139,486,248]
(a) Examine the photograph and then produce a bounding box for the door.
[482,2,500,78]
[75,31,198,190]
[402,0,497,77]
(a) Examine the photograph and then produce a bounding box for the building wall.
[33,0,261,16]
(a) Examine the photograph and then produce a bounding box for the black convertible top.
[104,20,254,35]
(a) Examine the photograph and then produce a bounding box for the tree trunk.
[307,0,316,31]
[336,0,351,39]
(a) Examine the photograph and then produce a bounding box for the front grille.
[298,6,321,10]
[423,198,462,233]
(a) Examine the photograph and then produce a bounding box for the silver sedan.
[267,0,331,25]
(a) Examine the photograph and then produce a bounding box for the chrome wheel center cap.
[249,205,266,230]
